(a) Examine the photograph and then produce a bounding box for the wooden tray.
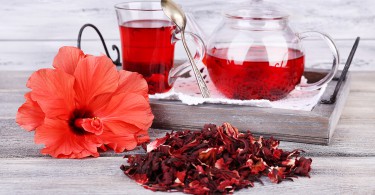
[150,70,351,145]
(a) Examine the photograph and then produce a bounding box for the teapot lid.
[225,0,289,20]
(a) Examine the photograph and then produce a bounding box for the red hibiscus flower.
[16,46,154,158]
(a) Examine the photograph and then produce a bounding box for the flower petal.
[74,55,119,108]
[53,46,85,75]
[88,69,150,114]
[100,123,149,152]
[103,121,143,135]
[101,134,138,152]
[35,118,101,158]
[27,69,76,120]
[116,70,149,100]
[16,92,45,131]
[99,93,154,131]
[86,93,114,115]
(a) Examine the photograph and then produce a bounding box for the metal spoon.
[161,0,210,98]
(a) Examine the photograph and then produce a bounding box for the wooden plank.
[0,157,374,194]
[339,72,375,93]
[0,39,373,71]
[0,119,166,158]
[0,71,30,90]
[2,71,373,93]
[0,0,374,40]
[0,90,27,118]
[2,109,375,159]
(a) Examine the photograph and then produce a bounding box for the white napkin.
[150,68,326,111]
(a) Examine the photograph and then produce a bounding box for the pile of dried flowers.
[121,123,312,194]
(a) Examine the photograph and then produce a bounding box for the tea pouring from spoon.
[161,0,210,98]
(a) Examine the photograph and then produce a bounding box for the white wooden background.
[0,0,374,71]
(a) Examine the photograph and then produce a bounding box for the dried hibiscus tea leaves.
[121,123,312,194]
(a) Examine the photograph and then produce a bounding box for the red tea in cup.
[205,46,305,100]
[116,2,206,94]
[119,19,176,94]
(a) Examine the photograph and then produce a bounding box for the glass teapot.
[187,0,340,100]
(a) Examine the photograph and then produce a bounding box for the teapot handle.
[296,31,340,91]
[168,31,206,86]
[186,12,207,41]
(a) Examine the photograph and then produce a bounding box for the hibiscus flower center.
[69,109,103,135]
[74,117,104,135]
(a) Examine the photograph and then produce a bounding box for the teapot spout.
[186,12,208,42]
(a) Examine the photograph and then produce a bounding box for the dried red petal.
[198,148,217,166]
[147,133,170,152]
[222,122,239,139]
[250,158,267,175]
[184,180,210,194]
[281,158,296,167]
[215,158,229,170]
[294,157,312,177]
[217,178,239,193]
[195,165,206,175]
[175,171,186,184]
[273,149,282,159]
[268,167,286,183]
[121,123,312,194]
[132,173,149,185]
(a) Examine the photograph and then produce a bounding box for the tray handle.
[320,37,360,104]
[77,23,121,66]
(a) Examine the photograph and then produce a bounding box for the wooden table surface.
[0,71,374,194]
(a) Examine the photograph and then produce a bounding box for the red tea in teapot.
[119,19,176,94]
[205,46,305,100]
